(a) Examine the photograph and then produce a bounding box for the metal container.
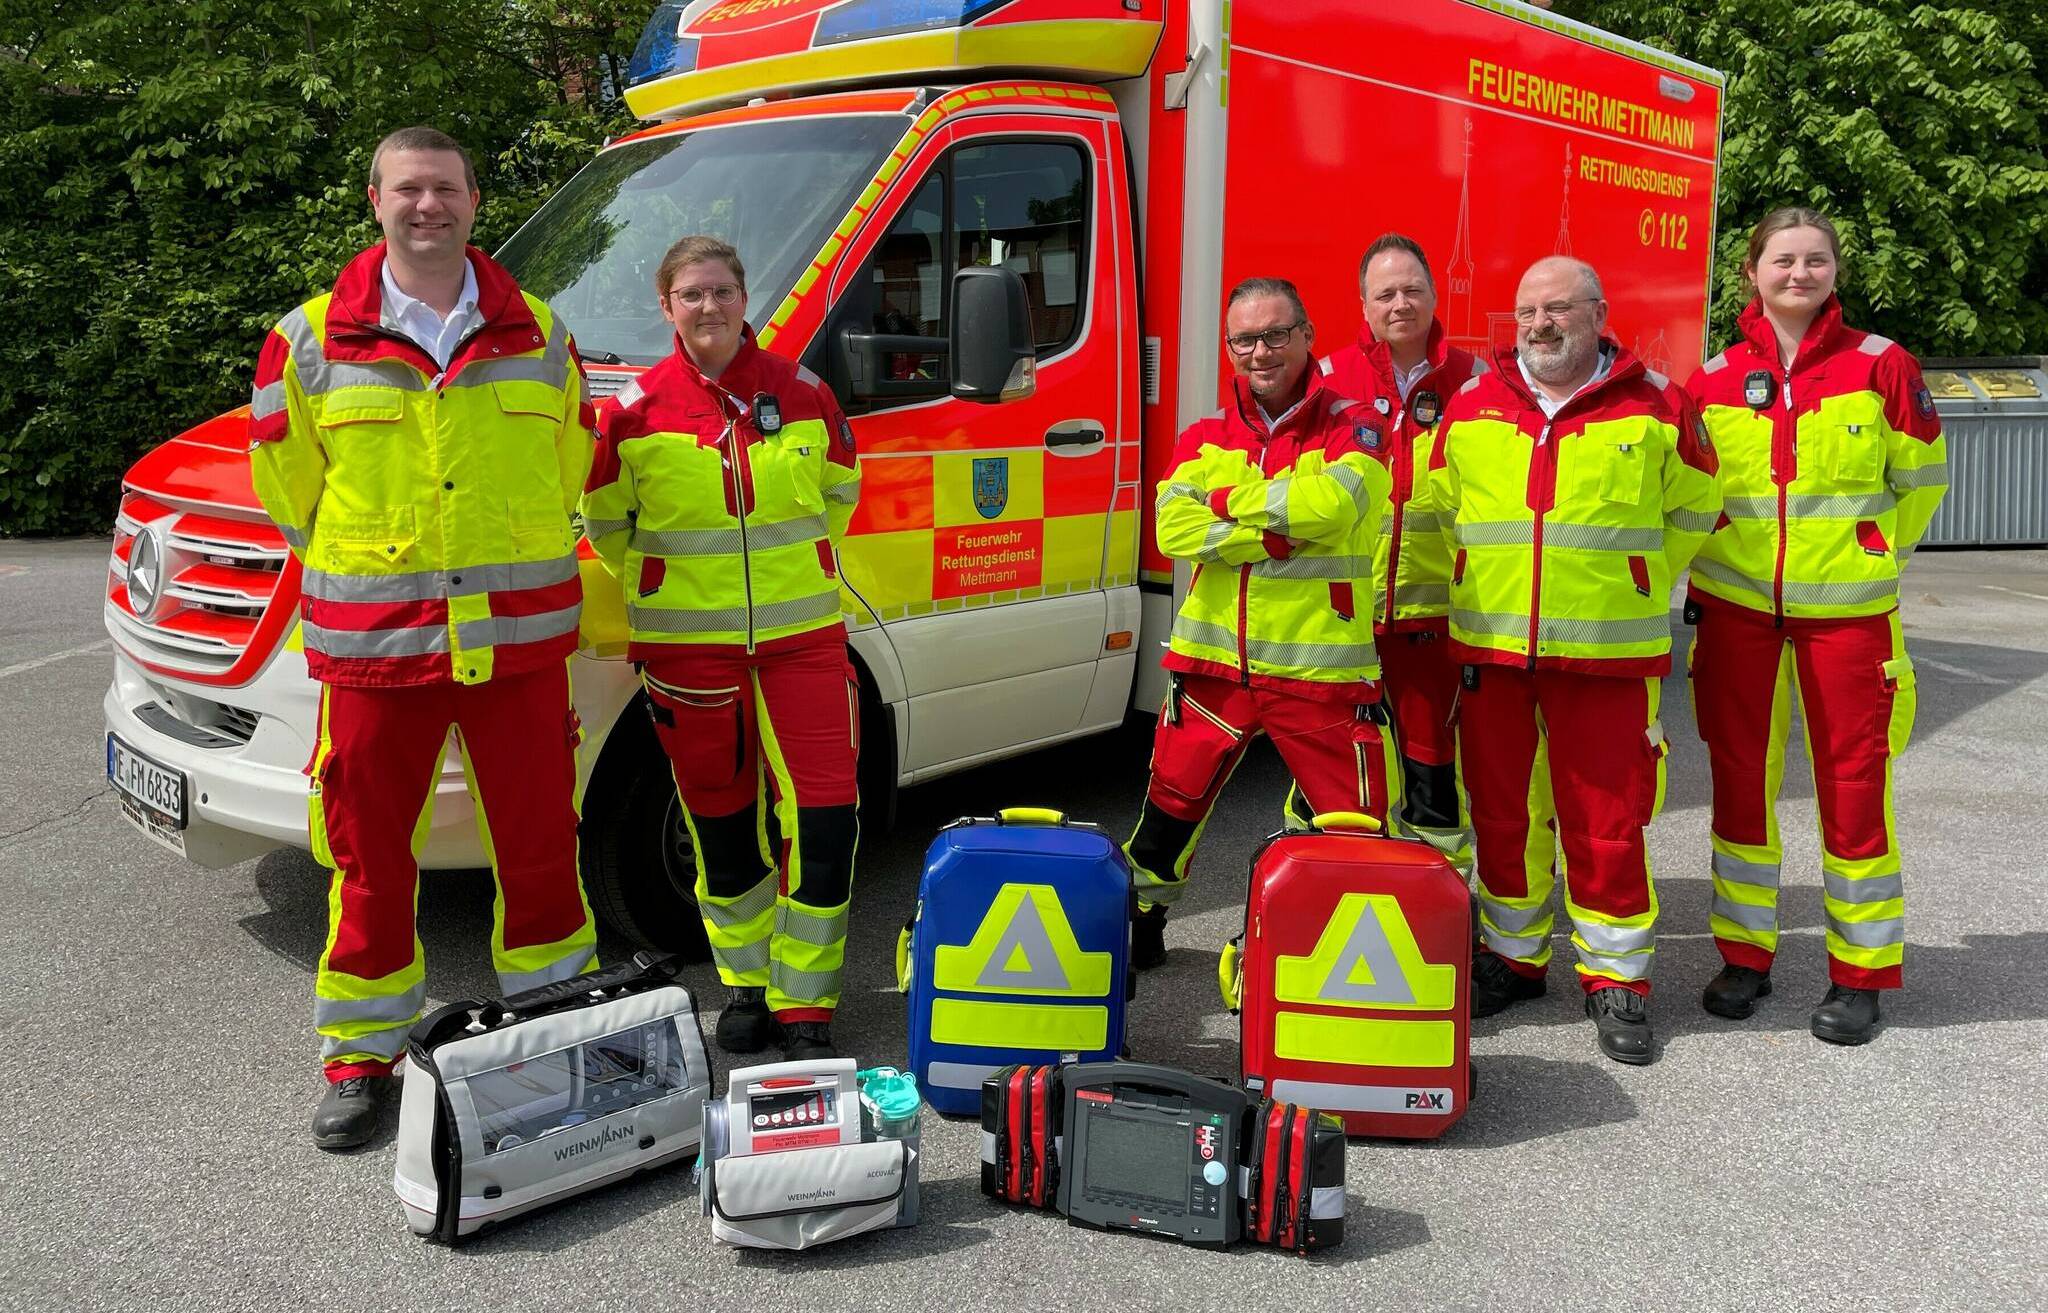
[1919,357,2048,548]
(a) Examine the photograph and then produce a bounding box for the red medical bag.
[1224,812,1472,1139]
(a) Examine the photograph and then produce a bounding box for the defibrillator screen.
[1082,1112,1191,1205]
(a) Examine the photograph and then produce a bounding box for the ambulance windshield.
[496,114,906,365]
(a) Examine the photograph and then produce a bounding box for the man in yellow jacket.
[1125,276,1396,969]
[1428,256,1720,1064]
[249,127,598,1149]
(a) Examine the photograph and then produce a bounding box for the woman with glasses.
[1682,208,1949,1045]
[581,234,863,1061]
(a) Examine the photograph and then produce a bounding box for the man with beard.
[1426,257,1721,1063]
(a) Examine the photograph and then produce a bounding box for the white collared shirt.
[1393,356,1432,402]
[1258,397,1310,431]
[1520,345,1616,419]
[381,259,480,370]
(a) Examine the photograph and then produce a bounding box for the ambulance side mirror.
[950,265,1036,404]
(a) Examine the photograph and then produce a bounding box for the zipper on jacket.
[1770,364,1794,627]
[1384,400,1410,624]
[1526,420,1553,670]
[720,417,757,652]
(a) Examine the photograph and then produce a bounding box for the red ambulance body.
[101,0,1723,950]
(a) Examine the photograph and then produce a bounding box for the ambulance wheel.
[579,698,713,961]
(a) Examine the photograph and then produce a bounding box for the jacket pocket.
[508,504,573,561]
[315,385,406,428]
[1826,398,1887,486]
[1151,685,1247,807]
[317,506,417,568]
[1598,435,1648,504]
[1855,520,1890,557]
[1880,655,1918,757]
[1328,582,1354,621]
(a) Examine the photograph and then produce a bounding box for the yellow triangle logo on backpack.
[934,883,1111,997]
[1274,892,1454,1011]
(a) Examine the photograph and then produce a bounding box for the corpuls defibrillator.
[699,1059,923,1250]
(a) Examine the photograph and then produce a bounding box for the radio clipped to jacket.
[980,1061,1346,1255]
[699,1059,922,1250]
[393,953,711,1244]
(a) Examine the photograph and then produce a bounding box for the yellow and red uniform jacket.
[250,244,593,688]
[1427,339,1721,678]
[1321,320,1484,633]
[1155,366,1393,700]
[1684,295,1947,622]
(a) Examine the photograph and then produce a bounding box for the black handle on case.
[483,951,676,1025]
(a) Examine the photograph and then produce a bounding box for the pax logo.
[1403,1091,1448,1110]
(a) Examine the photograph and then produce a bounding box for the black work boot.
[1131,903,1169,971]
[1585,986,1654,1065]
[1469,949,1547,1018]
[1702,964,1773,1020]
[1810,984,1881,1045]
[783,1020,839,1061]
[311,1073,390,1151]
[716,985,780,1054]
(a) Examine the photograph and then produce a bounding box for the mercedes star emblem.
[127,524,165,618]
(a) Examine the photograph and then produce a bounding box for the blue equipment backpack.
[899,809,1133,1115]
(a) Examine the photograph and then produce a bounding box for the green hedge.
[4,1,2042,532]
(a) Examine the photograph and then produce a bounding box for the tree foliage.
[0,0,639,532]
[1560,0,2048,356]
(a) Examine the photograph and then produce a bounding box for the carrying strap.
[407,952,679,1054]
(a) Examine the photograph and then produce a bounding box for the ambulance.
[100,0,1723,952]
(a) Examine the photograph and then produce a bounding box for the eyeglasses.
[1512,298,1601,325]
[666,283,743,308]
[1225,322,1304,355]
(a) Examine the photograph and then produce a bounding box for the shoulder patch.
[1915,385,1937,420]
[1700,350,1729,375]
[1858,333,1898,356]
[838,417,857,452]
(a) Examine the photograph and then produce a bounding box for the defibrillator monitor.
[463,1018,697,1156]
[1055,1062,1247,1245]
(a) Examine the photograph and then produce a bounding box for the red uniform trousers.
[639,630,859,1021]
[310,661,596,1079]
[1462,666,1667,995]
[1127,671,1395,908]
[1689,600,1913,990]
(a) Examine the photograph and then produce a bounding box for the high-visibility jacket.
[580,329,860,654]
[250,244,593,688]
[1321,321,1485,632]
[1427,340,1721,676]
[1155,366,1393,698]
[1684,296,1948,621]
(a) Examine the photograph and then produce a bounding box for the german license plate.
[107,733,186,855]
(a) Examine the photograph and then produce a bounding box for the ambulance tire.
[578,695,712,960]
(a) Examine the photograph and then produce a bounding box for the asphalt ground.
[3,537,2044,1311]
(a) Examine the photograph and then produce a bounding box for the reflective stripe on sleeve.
[1250,554,1372,580]
[1888,463,1948,489]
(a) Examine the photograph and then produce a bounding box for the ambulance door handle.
[1044,419,1106,454]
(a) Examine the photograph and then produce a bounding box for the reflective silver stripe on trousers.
[251,379,287,421]
[498,947,597,995]
[1456,520,1662,551]
[1827,914,1905,949]
[1251,554,1371,580]
[580,515,630,543]
[714,939,772,973]
[1480,923,1547,960]
[769,961,844,1003]
[777,903,851,947]
[1570,919,1655,957]
[320,1025,413,1064]
[1452,610,1668,645]
[1889,463,1948,489]
[314,989,426,1028]
[1392,582,1450,610]
[1710,896,1777,932]
[632,514,829,556]
[1480,899,1550,934]
[630,588,843,635]
[1574,944,1652,980]
[300,554,578,603]
[1668,507,1721,533]
[1824,870,1904,905]
[1724,492,1891,519]
[1171,615,1376,670]
[1712,850,1782,892]
[702,875,777,928]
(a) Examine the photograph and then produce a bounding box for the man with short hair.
[250,126,599,1147]
[1124,277,1395,967]
[1427,257,1721,1063]
[1309,233,1486,870]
